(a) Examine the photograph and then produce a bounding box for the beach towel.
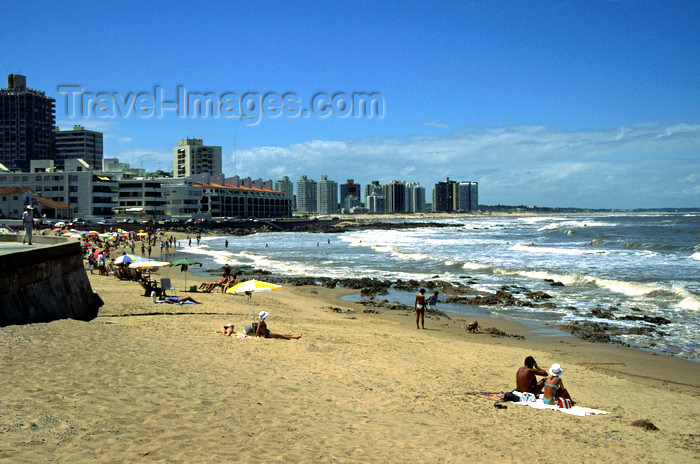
[515,398,609,416]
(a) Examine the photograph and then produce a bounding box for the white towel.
[516,398,609,416]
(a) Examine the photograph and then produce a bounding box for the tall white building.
[317,175,338,215]
[296,175,317,213]
[173,138,222,178]
[407,182,426,213]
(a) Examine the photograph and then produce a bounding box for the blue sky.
[3,0,698,208]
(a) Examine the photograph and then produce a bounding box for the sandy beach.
[1,246,699,463]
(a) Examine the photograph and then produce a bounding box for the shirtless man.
[515,356,548,395]
[414,288,427,329]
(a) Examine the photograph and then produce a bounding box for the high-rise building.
[0,74,56,171]
[340,179,361,205]
[54,125,103,170]
[173,138,222,178]
[274,176,294,200]
[457,181,479,212]
[296,175,317,213]
[383,180,407,213]
[365,180,382,198]
[366,194,386,214]
[407,182,426,213]
[433,177,456,212]
[317,174,338,215]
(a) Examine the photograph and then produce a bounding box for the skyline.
[4,0,699,209]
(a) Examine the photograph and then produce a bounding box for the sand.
[1,255,698,462]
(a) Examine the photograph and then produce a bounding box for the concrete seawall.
[0,235,103,326]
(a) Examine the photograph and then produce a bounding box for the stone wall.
[0,236,103,326]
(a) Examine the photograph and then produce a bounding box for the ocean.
[179,213,700,360]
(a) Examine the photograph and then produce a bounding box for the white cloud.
[222,122,700,208]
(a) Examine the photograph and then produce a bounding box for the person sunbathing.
[160,295,202,304]
[255,311,302,339]
[217,324,235,336]
[199,276,228,292]
[542,363,574,405]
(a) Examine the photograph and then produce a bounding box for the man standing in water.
[414,288,427,329]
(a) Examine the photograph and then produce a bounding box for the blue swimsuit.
[543,378,560,404]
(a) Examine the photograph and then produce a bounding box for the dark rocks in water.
[540,302,557,309]
[526,291,553,301]
[630,419,659,431]
[544,278,554,282]
[248,268,271,275]
[431,275,440,279]
[322,279,339,289]
[590,308,615,319]
[550,281,565,287]
[558,322,612,343]
[355,297,449,318]
[618,315,672,325]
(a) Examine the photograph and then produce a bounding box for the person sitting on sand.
[217,324,235,336]
[221,273,239,293]
[160,295,202,304]
[414,288,427,329]
[516,356,548,395]
[255,311,302,339]
[542,363,573,405]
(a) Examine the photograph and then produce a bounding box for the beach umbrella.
[226,279,281,314]
[169,258,203,288]
[129,259,170,270]
[113,254,140,265]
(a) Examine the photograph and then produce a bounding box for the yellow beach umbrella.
[226,279,281,313]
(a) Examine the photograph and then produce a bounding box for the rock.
[525,291,553,301]
[590,308,615,319]
[558,322,612,343]
[630,419,658,431]
[550,282,565,287]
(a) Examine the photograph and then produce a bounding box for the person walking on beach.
[516,356,548,395]
[415,288,427,329]
[22,205,34,245]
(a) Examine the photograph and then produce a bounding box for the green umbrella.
[169,258,202,289]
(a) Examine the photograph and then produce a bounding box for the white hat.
[549,363,563,377]
[258,311,268,320]
[25,205,33,210]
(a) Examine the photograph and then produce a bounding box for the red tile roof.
[0,187,32,195]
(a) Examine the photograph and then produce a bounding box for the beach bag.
[502,391,520,402]
[556,398,573,409]
[244,324,255,335]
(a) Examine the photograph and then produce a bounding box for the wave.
[691,252,700,261]
[537,220,615,231]
[511,243,607,255]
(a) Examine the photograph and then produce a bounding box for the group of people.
[199,264,239,293]
[217,311,302,339]
[516,356,574,405]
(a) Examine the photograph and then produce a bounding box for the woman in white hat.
[255,311,302,339]
[542,363,573,405]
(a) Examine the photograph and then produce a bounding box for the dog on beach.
[466,321,479,333]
